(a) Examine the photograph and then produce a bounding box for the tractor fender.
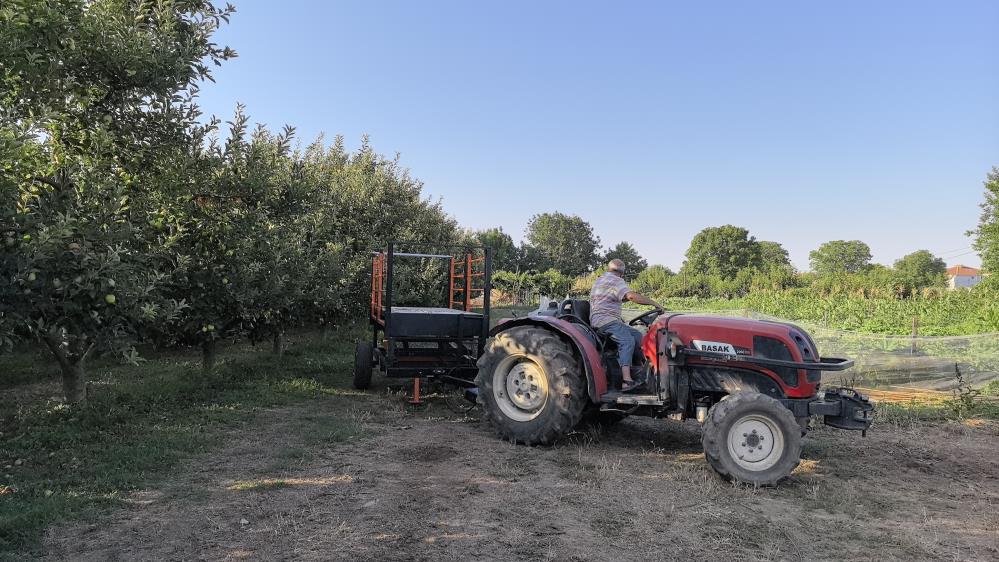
[489,317,607,402]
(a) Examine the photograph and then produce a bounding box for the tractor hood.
[650,313,852,378]
[651,314,814,359]
[643,313,853,400]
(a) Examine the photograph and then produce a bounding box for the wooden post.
[910,316,919,355]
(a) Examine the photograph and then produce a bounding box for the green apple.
[27,272,36,282]
[104,294,116,305]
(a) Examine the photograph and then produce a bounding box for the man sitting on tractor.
[589,259,664,392]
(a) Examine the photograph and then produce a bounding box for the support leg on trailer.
[409,378,423,405]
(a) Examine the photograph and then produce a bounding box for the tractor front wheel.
[353,341,373,389]
[475,326,586,445]
[702,392,801,486]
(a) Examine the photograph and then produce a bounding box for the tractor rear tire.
[702,392,801,486]
[475,326,586,445]
[353,341,373,390]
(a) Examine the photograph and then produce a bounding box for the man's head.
[608,259,627,277]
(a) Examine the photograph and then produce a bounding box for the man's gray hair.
[608,259,626,273]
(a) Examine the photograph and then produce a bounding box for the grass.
[0,353,52,390]
[874,397,999,428]
[0,327,362,558]
[489,305,537,326]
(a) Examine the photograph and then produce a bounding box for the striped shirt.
[589,272,631,328]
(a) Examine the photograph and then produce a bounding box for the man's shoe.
[620,379,644,393]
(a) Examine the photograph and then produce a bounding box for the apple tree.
[152,110,296,369]
[0,0,234,401]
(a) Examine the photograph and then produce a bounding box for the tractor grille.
[752,335,798,387]
[790,329,821,383]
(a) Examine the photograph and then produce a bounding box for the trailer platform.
[384,307,484,338]
[355,242,493,395]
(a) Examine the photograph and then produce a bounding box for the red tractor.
[474,299,874,486]
[356,244,873,486]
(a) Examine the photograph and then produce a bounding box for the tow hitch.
[815,387,875,434]
[782,387,875,435]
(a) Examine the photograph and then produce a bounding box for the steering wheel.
[628,308,663,326]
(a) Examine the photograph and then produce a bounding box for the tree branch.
[32,175,64,191]
[79,341,97,364]
[42,333,71,371]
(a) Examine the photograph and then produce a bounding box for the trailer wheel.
[353,341,373,390]
[475,326,586,445]
[702,392,801,486]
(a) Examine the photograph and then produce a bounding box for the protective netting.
[671,309,999,392]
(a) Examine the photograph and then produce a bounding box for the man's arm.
[625,291,663,309]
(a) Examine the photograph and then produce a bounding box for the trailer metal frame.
[368,242,492,385]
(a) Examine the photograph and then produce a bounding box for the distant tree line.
[478,216,988,302]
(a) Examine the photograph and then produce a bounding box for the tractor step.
[600,391,663,406]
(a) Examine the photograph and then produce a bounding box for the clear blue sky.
[197,0,998,271]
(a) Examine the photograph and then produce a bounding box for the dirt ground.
[44,392,999,562]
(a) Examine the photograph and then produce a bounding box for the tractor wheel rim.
[493,356,548,422]
[727,414,785,472]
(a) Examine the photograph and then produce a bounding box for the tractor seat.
[557,300,646,392]
[558,299,591,325]
[558,299,615,346]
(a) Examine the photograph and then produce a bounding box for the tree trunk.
[61,362,87,404]
[321,324,331,341]
[272,331,285,355]
[202,339,217,371]
[43,333,89,404]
